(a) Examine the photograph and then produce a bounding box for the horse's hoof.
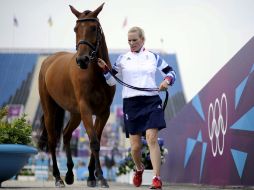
[87,180,97,187]
[65,172,74,185]
[55,179,65,188]
[98,179,109,188]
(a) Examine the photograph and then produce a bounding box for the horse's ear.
[69,5,81,18]
[92,3,105,17]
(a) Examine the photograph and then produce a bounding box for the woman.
[98,26,176,189]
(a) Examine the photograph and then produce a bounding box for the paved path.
[0,180,252,190]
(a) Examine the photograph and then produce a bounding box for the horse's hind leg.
[87,111,110,188]
[43,105,65,188]
[63,113,81,185]
[40,89,65,187]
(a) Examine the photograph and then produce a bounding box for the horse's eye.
[90,25,97,32]
[74,26,77,32]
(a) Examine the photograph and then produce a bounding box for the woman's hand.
[98,58,107,68]
[98,58,109,73]
[159,80,169,91]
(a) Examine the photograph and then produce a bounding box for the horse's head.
[70,3,104,69]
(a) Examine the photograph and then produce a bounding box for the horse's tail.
[37,115,48,151]
[37,105,65,151]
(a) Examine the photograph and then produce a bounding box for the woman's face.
[128,31,144,52]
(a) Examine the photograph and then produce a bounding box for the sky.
[1,0,254,101]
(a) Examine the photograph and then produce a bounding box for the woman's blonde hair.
[128,26,145,41]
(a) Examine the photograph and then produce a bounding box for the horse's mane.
[82,10,91,15]
[99,31,111,67]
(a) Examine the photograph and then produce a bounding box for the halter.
[76,18,102,60]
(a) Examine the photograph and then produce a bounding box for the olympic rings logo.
[207,93,228,157]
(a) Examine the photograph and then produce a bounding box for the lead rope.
[105,66,168,111]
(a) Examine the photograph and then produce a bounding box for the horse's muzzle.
[76,55,90,69]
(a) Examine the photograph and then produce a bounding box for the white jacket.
[104,47,176,99]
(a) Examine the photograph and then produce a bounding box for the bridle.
[75,18,102,60]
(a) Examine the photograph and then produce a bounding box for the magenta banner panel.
[161,37,254,186]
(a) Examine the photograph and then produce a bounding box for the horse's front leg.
[87,153,96,187]
[63,114,81,185]
[88,111,110,188]
[80,109,108,187]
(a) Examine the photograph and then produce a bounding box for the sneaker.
[149,176,162,189]
[132,166,144,187]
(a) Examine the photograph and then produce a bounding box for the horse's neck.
[89,59,102,76]
[99,35,111,68]
[89,37,111,77]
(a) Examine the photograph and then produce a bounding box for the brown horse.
[38,3,115,188]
